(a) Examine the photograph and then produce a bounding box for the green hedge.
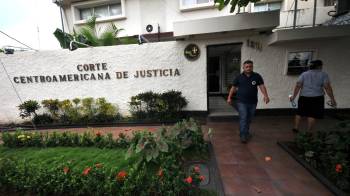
[2,131,130,149]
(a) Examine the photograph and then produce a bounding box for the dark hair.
[243,60,253,65]
[309,60,323,70]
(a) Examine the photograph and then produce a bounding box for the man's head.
[309,60,323,70]
[243,60,254,74]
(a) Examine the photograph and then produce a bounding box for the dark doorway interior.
[207,43,242,117]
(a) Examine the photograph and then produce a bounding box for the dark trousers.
[237,102,257,138]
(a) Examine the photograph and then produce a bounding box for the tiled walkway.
[205,116,336,196]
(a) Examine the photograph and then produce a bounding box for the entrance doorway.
[207,43,242,117]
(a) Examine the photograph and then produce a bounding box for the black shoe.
[240,136,247,143]
[292,128,299,133]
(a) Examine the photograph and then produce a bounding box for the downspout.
[293,0,298,29]
[312,0,317,27]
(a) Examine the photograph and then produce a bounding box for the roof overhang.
[268,25,350,45]
[173,10,280,38]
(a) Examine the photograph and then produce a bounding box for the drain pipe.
[293,0,298,29]
[312,0,317,27]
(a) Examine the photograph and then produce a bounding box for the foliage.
[41,99,60,119]
[17,100,40,119]
[53,16,138,49]
[0,119,214,195]
[295,121,350,193]
[214,0,260,13]
[22,97,121,125]
[1,130,130,149]
[129,90,188,121]
[127,118,207,165]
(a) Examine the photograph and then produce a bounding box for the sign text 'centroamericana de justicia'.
[13,63,181,84]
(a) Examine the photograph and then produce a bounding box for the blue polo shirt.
[233,72,264,104]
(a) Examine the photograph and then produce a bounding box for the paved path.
[206,116,336,196]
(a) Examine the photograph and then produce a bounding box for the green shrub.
[41,99,60,119]
[295,123,350,193]
[19,97,121,125]
[33,113,54,125]
[18,100,40,119]
[1,130,131,149]
[129,90,188,121]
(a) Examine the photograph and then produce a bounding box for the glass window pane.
[254,4,268,12]
[182,0,197,6]
[80,8,93,20]
[197,0,210,4]
[268,2,281,11]
[94,5,109,18]
[110,3,122,16]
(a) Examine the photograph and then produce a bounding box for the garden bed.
[278,141,348,196]
[0,119,221,196]
[277,121,350,196]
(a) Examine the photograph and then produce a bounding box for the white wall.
[0,41,207,123]
[192,35,350,110]
[1,35,349,123]
[62,0,335,36]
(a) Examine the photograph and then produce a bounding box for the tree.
[214,0,261,13]
[54,16,137,49]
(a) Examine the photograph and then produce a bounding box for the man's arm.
[227,86,237,105]
[324,82,337,106]
[258,84,270,104]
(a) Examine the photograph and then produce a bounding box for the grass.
[0,146,135,170]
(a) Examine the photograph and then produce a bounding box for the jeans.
[236,102,257,138]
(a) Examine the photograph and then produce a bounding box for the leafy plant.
[18,100,40,119]
[53,16,138,49]
[295,123,350,193]
[41,99,60,119]
[129,90,188,121]
[215,0,261,13]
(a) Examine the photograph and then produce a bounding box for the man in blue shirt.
[227,60,270,143]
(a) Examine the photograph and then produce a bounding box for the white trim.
[179,0,216,12]
[71,0,126,25]
[284,49,318,75]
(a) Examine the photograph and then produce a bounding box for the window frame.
[284,49,318,75]
[252,1,282,12]
[72,0,126,25]
[179,0,216,12]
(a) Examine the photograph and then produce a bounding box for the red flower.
[335,164,343,173]
[185,176,193,184]
[117,170,128,182]
[82,167,92,176]
[95,163,103,168]
[193,165,200,173]
[157,168,164,177]
[96,132,102,137]
[63,167,70,174]
[199,175,205,181]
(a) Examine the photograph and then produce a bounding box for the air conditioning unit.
[144,23,160,34]
[336,0,350,15]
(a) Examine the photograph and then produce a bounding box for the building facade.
[0,0,349,123]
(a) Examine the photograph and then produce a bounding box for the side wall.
[1,36,349,123]
[0,41,207,123]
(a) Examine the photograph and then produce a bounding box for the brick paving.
[205,116,337,196]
